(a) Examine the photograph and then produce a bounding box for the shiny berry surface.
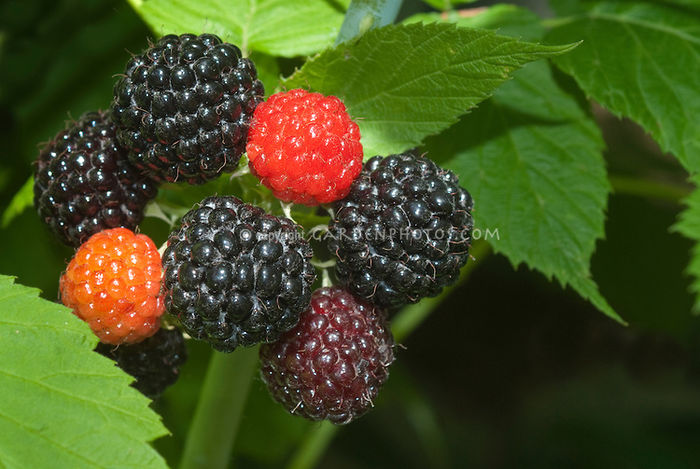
[34,111,157,247]
[111,33,264,184]
[247,89,363,205]
[60,228,165,344]
[96,328,187,398]
[328,152,474,309]
[260,287,394,424]
[162,196,316,352]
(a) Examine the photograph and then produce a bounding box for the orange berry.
[60,228,165,345]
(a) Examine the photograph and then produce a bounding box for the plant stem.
[179,346,259,469]
[285,240,492,469]
[609,174,691,203]
[335,0,404,45]
[287,422,339,469]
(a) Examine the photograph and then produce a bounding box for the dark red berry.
[260,287,394,424]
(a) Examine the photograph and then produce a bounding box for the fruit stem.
[321,269,333,288]
[280,201,296,222]
[335,0,404,45]
[285,240,492,469]
[179,346,259,469]
[609,174,691,203]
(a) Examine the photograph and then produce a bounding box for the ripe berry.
[34,111,158,247]
[96,328,187,398]
[328,152,473,309]
[260,287,394,424]
[162,196,316,352]
[111,33,264,184]
[247,89,363,205]
[60,228,165,344]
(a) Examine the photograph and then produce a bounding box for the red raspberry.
[246,89,363,205]
[60,228,165,345]
[260,287,394,424]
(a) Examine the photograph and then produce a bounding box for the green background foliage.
[417,6,616,320]
[546,0,700,173]
[284,22,576,157]
[1,0,700,467]
[127,0,350,57]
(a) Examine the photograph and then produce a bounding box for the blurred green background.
[2,0,700,467]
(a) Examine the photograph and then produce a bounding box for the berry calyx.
[328,152,473,309]
[247,89,363,205]
[111,33,264,184]
[60,228,165,344]
[162,196,316,352]
[260,287,394,424]
[34,111,158,247]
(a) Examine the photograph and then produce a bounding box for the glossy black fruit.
[34,111,157,247]
[162,196,316,352]
[328,152,473,309]
[96,328,187,398]
[111,33,264,184]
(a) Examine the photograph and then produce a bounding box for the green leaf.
[127,0,349,57]
[0,275,168,468]
[546,1,700,173]
[284,22,577,158]
[422,7,619,321]
[1,176,33,228]
[249,51,281,95]
[421,0,476,11]
[404,4,544,40]
[673,178,700,312]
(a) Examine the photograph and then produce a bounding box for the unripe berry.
[60,228,165,344]
[260,287,394,424]
[247,89,363,205]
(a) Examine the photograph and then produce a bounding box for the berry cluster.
[35,33,268,396]
[37,32,473,421]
